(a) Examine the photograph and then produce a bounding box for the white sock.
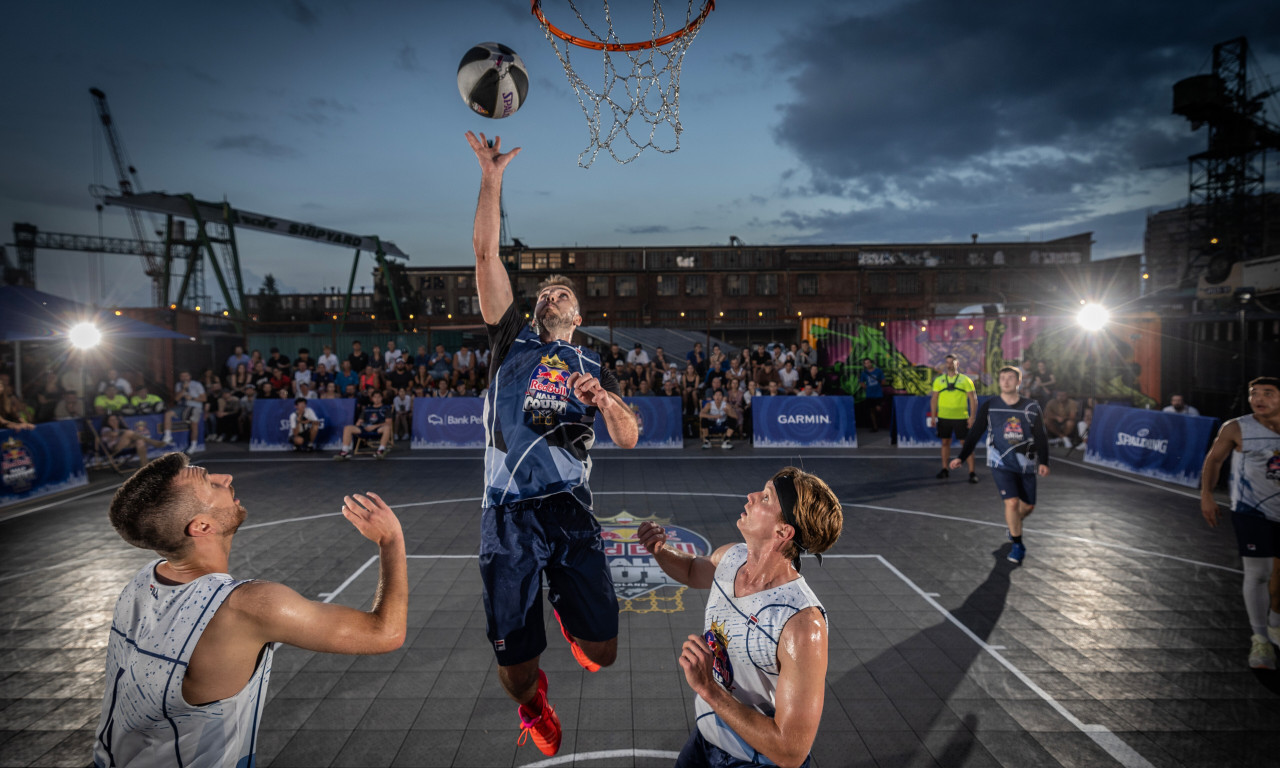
[1242,557,1271,637]
[342,443,351,451]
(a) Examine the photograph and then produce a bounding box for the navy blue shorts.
[991,467,1036,505]
[1232,507,1280,558]
[480,494,619,666]
[675,728,810,768]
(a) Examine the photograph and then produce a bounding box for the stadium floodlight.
[1076,303,1110,332]
[69,322,102,349]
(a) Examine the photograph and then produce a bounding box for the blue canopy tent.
[0,285,191,395]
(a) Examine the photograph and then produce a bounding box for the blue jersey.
[483,304,619,509]
[859,367,884,399]
[361,403,389,427]
[958,396,1048,473]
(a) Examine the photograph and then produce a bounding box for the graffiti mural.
[811,315,1159,406]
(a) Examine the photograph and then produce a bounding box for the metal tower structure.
[1172,38,1280,286]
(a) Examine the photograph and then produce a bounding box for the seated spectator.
[211,389,242,442]
[296,381,318,400]
[288,397,321,452]
[227,363,252,395]
[100,412,167,465]
[164,371,206,444]
[634,379,655,397]
[1044,390,1080,447]
[749,343,770,368]
[755,380,782,398]
[292,360,314,396]
[1162,394,1200,417]
[453,381,474,398]
[384,339,403,372]
[412,385,427,398]
[98,368,133,397]
[268,366,292,396]
[249,348,263,369]
[1029,360,1055,405]
[680,363,703,416]
[796,383,818,397]
[35,377,65,423]
[725,357,749,391]
[627,343,650,366]
[347,341,369,376]
[777,360,800,394]
[414,364,432,392]
[358,365,383,396]
[387,358,414,392]
[392,387,413,440]
[249,361,270,393]
[661,379,681,398]
[453,344,477,386]
[266,347,290,371]
[0,380,35,431]
[474,343,490,379]
[432,380,452,398]
[334,360,359,398]
[727,380,752,439]
[225,345,251,376]
[427,344,452,382]
[652,346,672,372]
[686,342,707,376]
[603,342,625,369]
[753,360,780,393]
[54,391,85,421]
[320,382,340,399]
[705,375,726,401]
[369,344,384,373]
[317,345,340,376]
[699,390,739,450]
[335,390,392,459]
[94,384,129,416]
[411,345,429,368]
[260,382,276,402]
[128,384,165,415]
[796,340,818,370]
[238,388,256,438]
[313,362,334,392]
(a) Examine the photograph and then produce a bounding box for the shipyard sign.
[1085,404,1219,488]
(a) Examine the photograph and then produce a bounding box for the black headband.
[774,473,821,571]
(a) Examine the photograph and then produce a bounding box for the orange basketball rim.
[531,0,716,52]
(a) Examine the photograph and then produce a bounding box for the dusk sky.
[3,1,1278,309]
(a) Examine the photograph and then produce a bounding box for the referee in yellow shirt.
[930,354,979,482]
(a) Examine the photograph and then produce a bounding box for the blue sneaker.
[1008,542,1026,564]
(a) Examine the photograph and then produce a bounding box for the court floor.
[1,434,1277,767]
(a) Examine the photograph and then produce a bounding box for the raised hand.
[341,492,403,547]
[636,520,669,556]
[567,371,609,408]
[465,131,520,175]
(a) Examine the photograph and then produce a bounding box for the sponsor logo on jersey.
[598,511,710,606]
[1,437,36,494]
[704,620,735,690]
[1002,416,1024,443]
[1267,450,1280,483]
[523,354,571,417]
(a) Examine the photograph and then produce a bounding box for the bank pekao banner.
[1084,404,1219,488]
[752,396,857,448]
[249,399,355,451]
[593,396,683,449]
[893,395,995,448]
[412,397,485,449]
[1,422,88,507]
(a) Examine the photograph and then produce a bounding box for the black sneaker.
[334,450,351,461]
[969,472,979,484]
[936,468,950,479]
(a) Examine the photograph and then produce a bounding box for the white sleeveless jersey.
[1230,415,1280,522]
[93,561,273,768]
[694,544,825,764]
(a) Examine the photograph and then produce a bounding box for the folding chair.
[88,429,139,475]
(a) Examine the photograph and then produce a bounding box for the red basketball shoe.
[517,669,561,756]
[554,609,601,672]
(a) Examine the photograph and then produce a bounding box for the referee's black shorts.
[936,418,969,440]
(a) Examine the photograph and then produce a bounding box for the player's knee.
[582,639,617,668]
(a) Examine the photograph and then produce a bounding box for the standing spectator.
[212,389,241,442]
[1029,360,1056,405]
[317,345,339,376]
[453,344,478,386]
[393,387,413,440]
[1044,390,1080,447]
[856,358,886,431]
[225,345,250,375]
[681,363,703,425]
[727,379,752,441]
[384,339,403,371]
[347,341,370,376]
[627,343,650,366]
[686,342,707,377]
[930,354,978,483]
[777,360,800,394]
[427,343,453,383]
[165,371,206,444]
[239,388,257,439]
[1163,394,1201,417]
[475,343,490,379]
[335,360,359,398]
[288,397,320,451]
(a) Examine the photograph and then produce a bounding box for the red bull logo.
[598,511,711,608]
[1267,450,1280,483]
[1002,416,1024,443]
[704,620,735,690]
[1,437,36,494]
[524,354,571,417]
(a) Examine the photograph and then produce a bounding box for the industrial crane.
[88,87,168,304]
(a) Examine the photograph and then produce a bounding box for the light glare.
[69,322,101,349]
[1077,303,1110,332]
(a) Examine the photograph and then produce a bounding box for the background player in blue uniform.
[952,366,1050,564]
[466,131,639,757]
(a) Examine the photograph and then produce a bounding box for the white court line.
[850,502,1242,574]
[319,555,377,604]
[0,480,124,523]
[523,749,681,768]
[1051,454,1204,501]
[826,554,1155,768]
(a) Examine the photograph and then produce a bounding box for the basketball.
[457,42,529,119]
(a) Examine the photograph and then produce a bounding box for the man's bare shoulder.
[223,580,304,616]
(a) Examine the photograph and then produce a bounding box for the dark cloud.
[211,134,300,159]
[615,224,711,235]
[291,97,357,126]
[395,44,423,73]
[770,0,1280,222]
[282,0,318,28]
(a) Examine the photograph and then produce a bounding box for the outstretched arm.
[637,523,731,589]
[467,131,520,325]
[680,607,828,768]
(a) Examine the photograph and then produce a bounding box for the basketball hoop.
[531,0,715,167]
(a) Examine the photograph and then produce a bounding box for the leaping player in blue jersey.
[466,131,639,757]
[951,366,1050,565]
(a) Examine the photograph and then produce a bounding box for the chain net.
[535,0,709,167]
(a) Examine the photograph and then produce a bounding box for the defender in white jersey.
[92,452,407,767]
[638,467,843,768]
[1200,377,1280,670]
